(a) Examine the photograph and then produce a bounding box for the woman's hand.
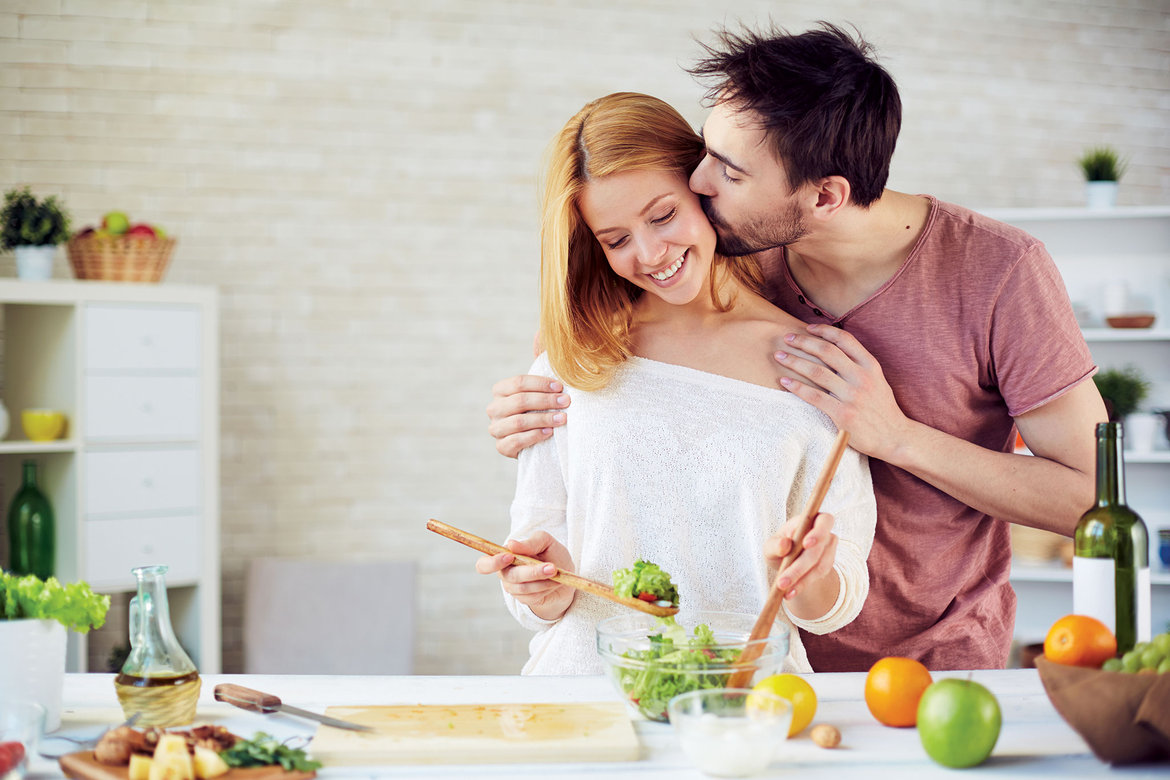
[475,531,576,621]
[763,512,841,620]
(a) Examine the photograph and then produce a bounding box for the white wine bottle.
[1073,422,1151,653]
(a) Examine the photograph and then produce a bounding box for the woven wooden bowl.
[66,234,176,282]
[1036,656,1170,764]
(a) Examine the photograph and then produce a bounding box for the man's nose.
[689,155,715,196]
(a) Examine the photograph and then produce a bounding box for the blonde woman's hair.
[540,92,764,391]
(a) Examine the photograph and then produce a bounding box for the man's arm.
[776,324,1105,535]
[487,375,570,458]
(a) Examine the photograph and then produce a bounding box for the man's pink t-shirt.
[763,197,1096,671]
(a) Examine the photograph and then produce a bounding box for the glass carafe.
[114,565,201,726]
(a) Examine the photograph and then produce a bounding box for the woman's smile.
[649,250,687,283]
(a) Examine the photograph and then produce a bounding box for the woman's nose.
[635,232,668,266]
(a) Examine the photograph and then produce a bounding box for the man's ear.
[809,176,851,219]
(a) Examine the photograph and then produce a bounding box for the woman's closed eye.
[602,209,676,249]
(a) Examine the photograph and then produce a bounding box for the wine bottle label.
[1138,567,1151,643]
[1073,557,1115,629]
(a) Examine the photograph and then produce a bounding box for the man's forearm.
[884,420,1094,536]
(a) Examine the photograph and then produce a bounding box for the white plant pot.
[1125,412,1161,454]
[0,619,67,730]
[13,245,56,281]
[1085,180,1118,210]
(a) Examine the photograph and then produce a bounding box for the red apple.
[126,224,156,238]
[74,226,95,239]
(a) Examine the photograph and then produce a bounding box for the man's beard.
[701,196,808,257]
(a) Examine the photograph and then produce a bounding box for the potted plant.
[1,186,71,280]
[0,572,109,730]
[1078,146,1127,209]
[1092,366,1149,424]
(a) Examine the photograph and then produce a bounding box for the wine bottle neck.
[1095,422,1126,506]
[21,460,37,487]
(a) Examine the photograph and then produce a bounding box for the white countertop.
[31,671,1168,779]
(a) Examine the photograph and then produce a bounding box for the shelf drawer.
[84,448,200,516]
[85,304,201,372]
[84,514,201,589]
[85,376,200,440]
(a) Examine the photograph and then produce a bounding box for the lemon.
[749,673,817,736]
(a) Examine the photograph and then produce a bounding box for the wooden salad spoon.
[727,429,852,689]
[426,518,679,617]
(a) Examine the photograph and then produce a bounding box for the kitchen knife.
[213,683,374,732]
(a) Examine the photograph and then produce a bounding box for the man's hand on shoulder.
[487,374,571,458]
[773,323,910,460]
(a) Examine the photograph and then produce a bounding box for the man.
[487,23,1106,671]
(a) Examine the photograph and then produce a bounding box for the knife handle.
[214,683,281,713]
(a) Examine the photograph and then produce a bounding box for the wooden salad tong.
[727,429,852,688]
[426,518,679,617]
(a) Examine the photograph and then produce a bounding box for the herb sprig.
[219,732,321,772]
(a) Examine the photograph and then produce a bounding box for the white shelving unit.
[979,206,1170,644]
[0,280,220,673]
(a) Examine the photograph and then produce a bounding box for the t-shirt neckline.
[781,195,940,323]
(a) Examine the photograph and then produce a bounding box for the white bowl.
[667,688,792,777]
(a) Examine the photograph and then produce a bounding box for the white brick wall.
[1,1,1167,674]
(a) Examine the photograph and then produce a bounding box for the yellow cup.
[21,409,67,441]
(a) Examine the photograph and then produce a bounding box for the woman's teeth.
[650,253,685,281]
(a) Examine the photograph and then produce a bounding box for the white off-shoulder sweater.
[505,353,877,675]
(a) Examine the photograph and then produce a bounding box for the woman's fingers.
[774,513,837,595]
[474,551,514,575]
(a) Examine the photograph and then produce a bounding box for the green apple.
[102,211,130,235]
[917,678,1001,768]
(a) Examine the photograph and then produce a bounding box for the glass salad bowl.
[596,611,789,722]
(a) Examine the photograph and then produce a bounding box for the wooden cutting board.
[309,702,641,765]
[58,751,317,780]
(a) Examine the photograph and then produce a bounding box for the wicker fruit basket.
[66,234,176,282]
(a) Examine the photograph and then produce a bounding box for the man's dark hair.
[689,22,901,207]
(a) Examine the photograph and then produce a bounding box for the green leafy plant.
[0,185,71,250]
[1093,366,1149,421]
[1078,146,1127,182]
[0,572,109,633]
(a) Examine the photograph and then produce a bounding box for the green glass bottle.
[6,459,55,578]
[1073,422,1150,653]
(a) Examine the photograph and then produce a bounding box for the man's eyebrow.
[699,130,749,175]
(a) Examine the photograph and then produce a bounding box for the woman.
[477,92,876,674]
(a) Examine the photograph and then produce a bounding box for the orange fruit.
[1043,614,1117,668]
[865,656,933,727]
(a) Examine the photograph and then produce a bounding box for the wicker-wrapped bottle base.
[66,235,176,282]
